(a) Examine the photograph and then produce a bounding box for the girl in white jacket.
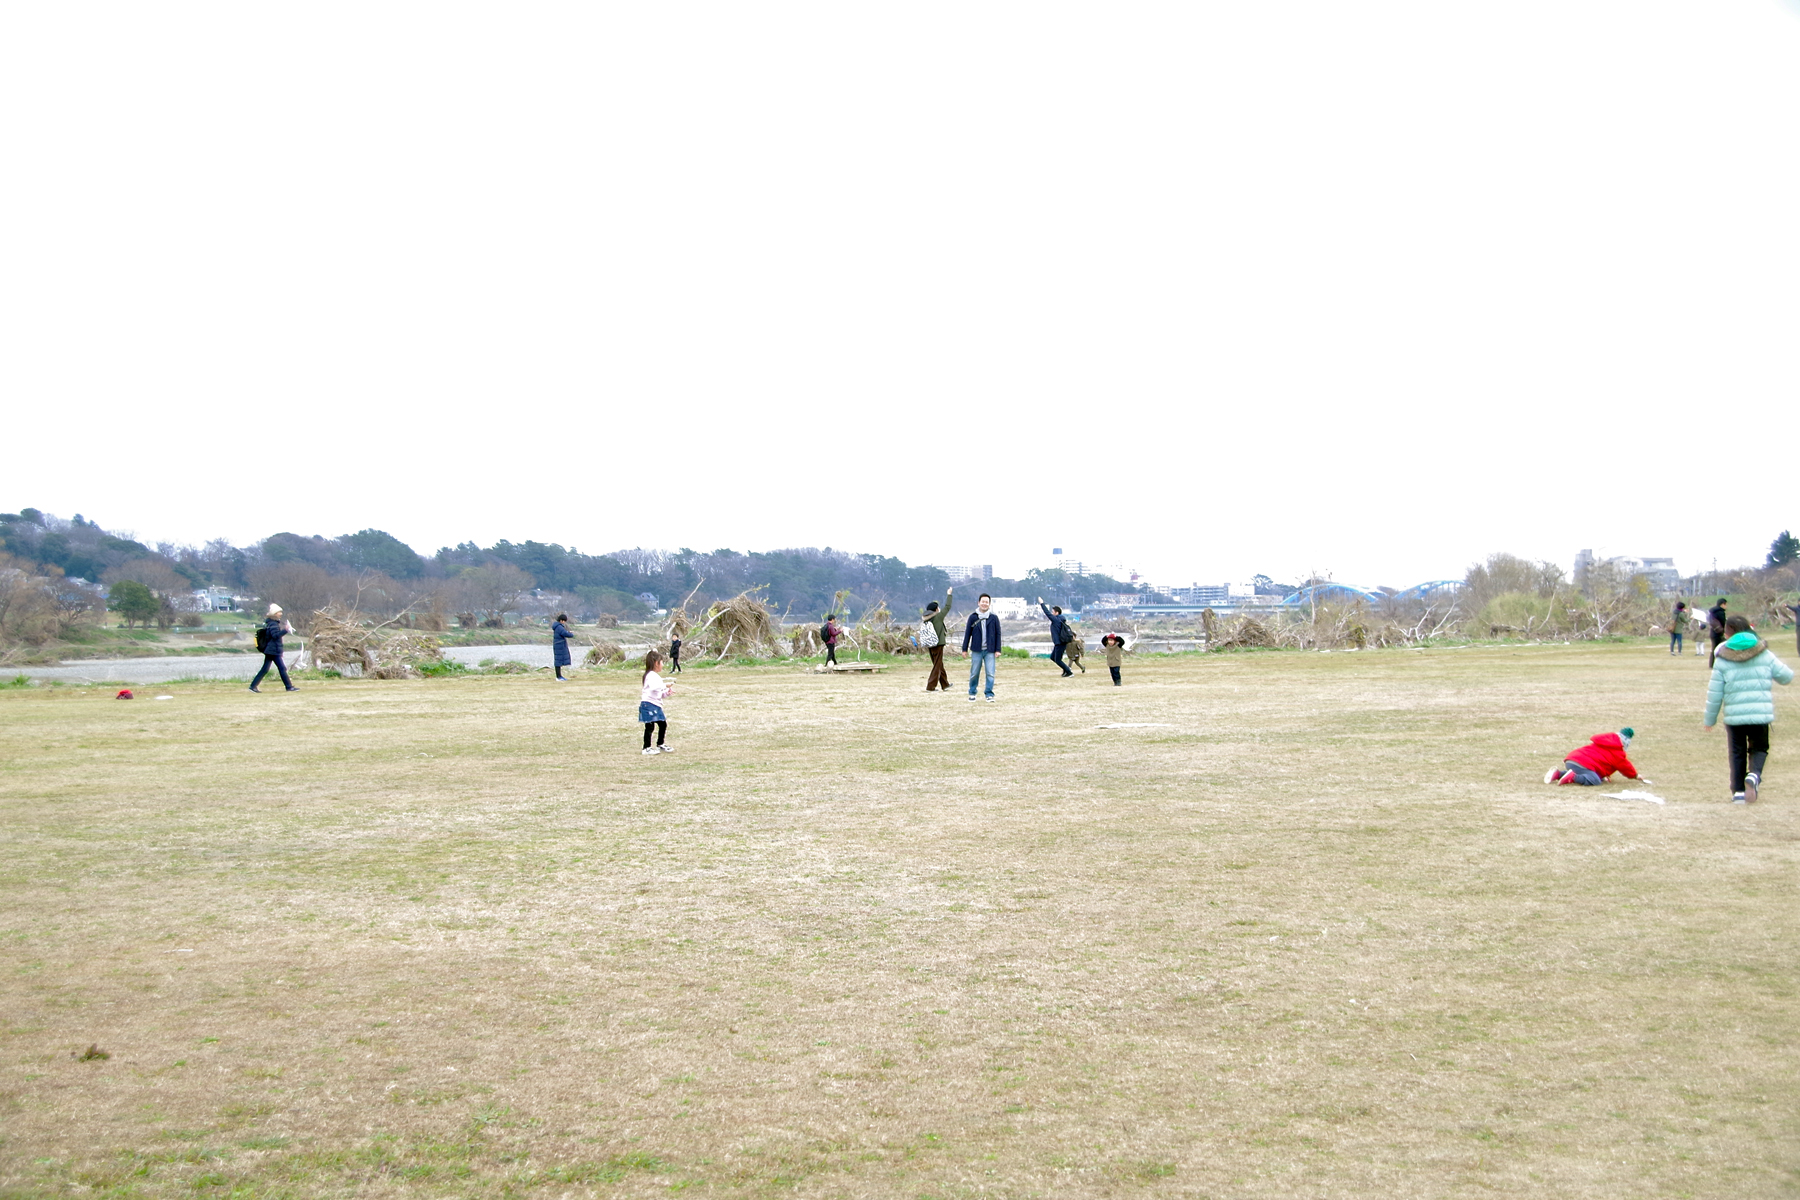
[639,650,675,756]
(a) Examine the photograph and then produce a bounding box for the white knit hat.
[267,603,283,616]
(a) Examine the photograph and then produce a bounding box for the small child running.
[1545,728,1640,786]
[639,650,675,756]
[1101,633,1126,686]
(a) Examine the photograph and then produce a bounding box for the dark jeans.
[642,720,667,749]
[250,654,292,690]
[1050,642,1071,674]
[1670,631,1683,653]
[1727,724,1769,793]
[671,652,681,673]
[1709,631,1724,667]
[925,644,949,691]
[1109,666,1121,686]
[1560,762,1603,786]
[825,643,837,665]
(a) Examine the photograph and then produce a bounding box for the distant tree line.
[0,505,1141,649]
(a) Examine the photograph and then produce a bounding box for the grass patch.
[0,642,1795,1197]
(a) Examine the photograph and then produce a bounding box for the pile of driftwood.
[665,586,787,662]
[583,641,625,667]
[849,599,918,655]
[308,609,445,678]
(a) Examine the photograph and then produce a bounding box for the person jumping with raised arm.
[1038,597,1074,677]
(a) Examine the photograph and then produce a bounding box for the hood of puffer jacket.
[1717,632,1767,662]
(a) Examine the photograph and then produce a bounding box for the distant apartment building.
[191,586,238,612]
[929,564,993,584]
[1168,582,1255,606]
[1575,549,1680,596]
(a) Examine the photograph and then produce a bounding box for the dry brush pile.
[661,587,789,663]
[307,610,446,678]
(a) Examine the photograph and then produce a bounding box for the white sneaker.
[659,744,675,753]
[1744,772,1759,803]
[1543,767,1561,785]
[968,695,977,701]
[1731,793,1747,804]
[985,695,996,703]
[642,747,659,756]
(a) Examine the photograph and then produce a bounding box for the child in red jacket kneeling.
[1546,728,1640,786]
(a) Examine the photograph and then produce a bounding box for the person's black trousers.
[671,652,681,673]
[250,653,292,690]
[1727,723,1770,793]
[825,644,837,665]
[1109,666,1121,686]
[642,720,667,749]
[1050,642,1070,674]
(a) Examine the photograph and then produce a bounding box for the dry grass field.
[2,642,1797,1198]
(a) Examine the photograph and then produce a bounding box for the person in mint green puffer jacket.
[1703,615,1794,803]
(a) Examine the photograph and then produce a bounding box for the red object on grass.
[115,688,133,699]
[1564,732,1638,780]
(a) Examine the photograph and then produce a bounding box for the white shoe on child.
[659,744,675,753]
[642,747,659,756]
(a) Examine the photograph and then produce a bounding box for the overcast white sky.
[4,3,1796,589]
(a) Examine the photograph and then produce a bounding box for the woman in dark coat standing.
[551,613,575,681]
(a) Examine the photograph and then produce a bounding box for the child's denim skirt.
[638,701,667,723]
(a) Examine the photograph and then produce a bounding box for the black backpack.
[255,626,271,653]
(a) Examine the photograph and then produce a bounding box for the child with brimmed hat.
[1546,728,1644,787]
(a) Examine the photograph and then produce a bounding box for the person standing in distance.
[551,612,575,681]
[249,604,297,693]
[822,615,841,667]
[669,631,683,673]
[1038,597,1074,677]
[963,593,1001,702]
[1707,597,1729,668]
[1668,600,1687,656]
[922,587,953,692]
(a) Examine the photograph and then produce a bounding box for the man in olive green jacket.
[922,587,953,692]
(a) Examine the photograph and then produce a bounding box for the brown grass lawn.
[1,642,1796,1198]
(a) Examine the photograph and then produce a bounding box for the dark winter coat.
[261,617,289,657]
[551,621,574,667]
[1039,602,1072,645]
[962,611,1002,654]
[1708,605,1728,639]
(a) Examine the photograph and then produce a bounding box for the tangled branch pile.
[584,641,625,666]
[850,599,919,655]
[308,609,445,678]
[791,625,822,656]
[684,587,787,660]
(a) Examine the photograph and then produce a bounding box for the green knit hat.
[1619,727,1634,744]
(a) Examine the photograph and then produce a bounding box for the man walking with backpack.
[921,587,952,692]
[1038,597,1075,677]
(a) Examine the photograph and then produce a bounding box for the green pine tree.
[1767,530,1800,569]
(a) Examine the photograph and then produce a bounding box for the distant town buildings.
[930,565,993,584]
[1574,549,1681,596]
[191,586,239,612]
